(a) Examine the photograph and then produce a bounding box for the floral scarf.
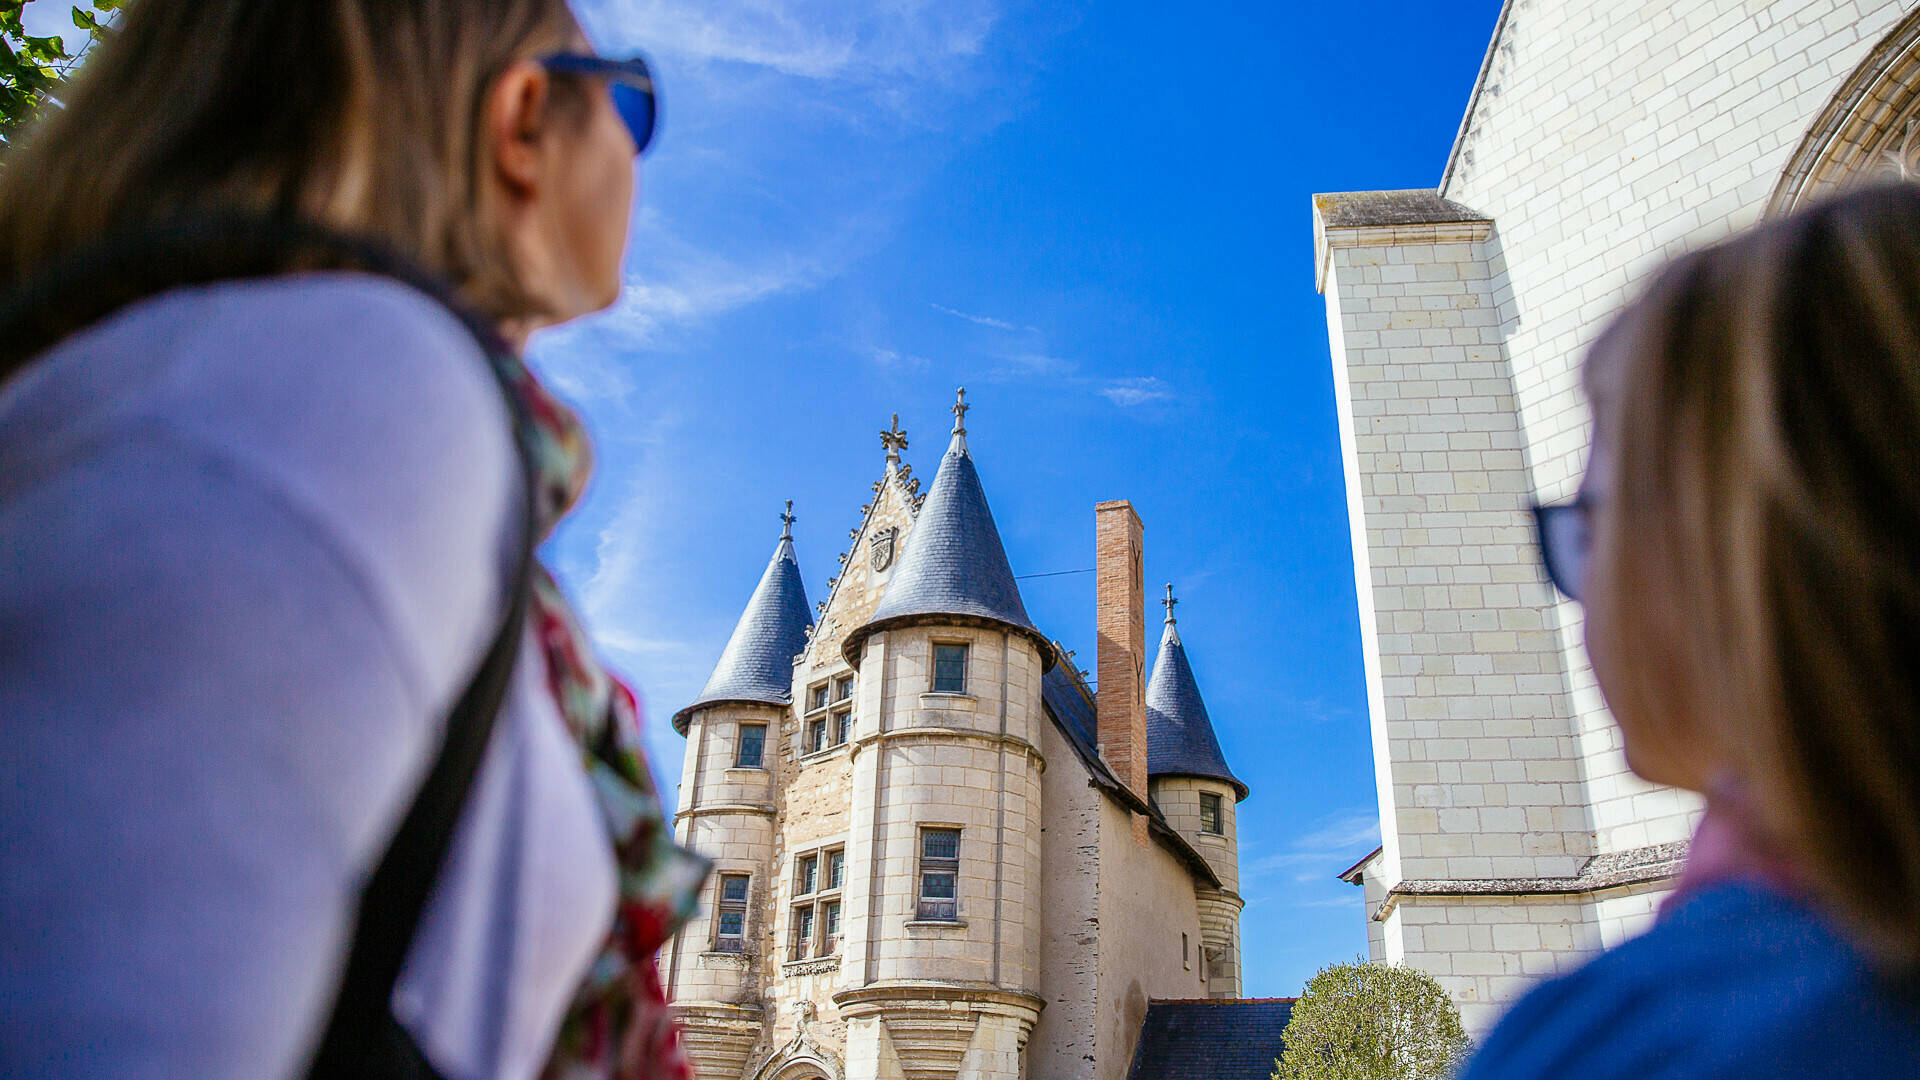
[488,348,711,1080]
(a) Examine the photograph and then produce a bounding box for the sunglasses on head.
[539,53,658,156]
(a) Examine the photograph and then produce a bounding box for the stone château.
[662,393,1266,1080]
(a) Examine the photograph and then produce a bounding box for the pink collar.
[1664,795,1803,917]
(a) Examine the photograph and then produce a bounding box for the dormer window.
[932,643,968,694]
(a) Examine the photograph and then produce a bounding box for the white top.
[0,275,618,1080]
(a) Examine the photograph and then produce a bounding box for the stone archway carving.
[746,1004,844,1080]
[1770,9,1920,215]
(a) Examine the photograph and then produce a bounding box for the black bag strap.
[302,507,534,1078]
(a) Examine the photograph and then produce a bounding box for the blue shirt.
[1463,881,1920,1079]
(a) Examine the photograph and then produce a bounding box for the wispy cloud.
[931,303,1023,331]
[1098,376,1175,407]
[590,0,1000,88]
[991,352,1076,377]
[869,346,931,368]
[1242,808,1381,885]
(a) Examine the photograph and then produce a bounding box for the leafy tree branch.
[1,0,120,145]
[1274,959,1472,1080]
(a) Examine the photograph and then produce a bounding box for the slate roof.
[673,529,813,734]
[1127,999,1297,1080]
[1041,662,1099,755]
[1147,615,1248,801]
[843,426,1051,669]
[1040,655,1223,890]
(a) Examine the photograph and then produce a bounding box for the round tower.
[832,391,1050,1080]
[1145,584,1249,999]
[665,506,813,1077]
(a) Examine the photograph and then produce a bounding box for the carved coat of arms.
[870,526,898,572]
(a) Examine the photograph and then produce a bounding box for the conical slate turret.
[673,504,814,734]
[842,389,1051,669]
[1146,586,1247,799]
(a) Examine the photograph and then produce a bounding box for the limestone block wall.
[841,627,1045,995]
[668,702,782,1010]
[1313,0,1920,1034]
[1149,777,1242,997]
[1320,220,1594,891]
[1381,894,1599,1033]
[1151,780,1240,894]
[1440,0,1909,851]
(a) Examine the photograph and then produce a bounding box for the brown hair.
[0,0,581,320]
[1587,183,1920,969]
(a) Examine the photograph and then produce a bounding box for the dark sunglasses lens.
[611,82,655,155]
[1536,504,1590,602]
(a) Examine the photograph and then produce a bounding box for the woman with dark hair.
[0,3,704,1079]
[1464,184,1920,1076]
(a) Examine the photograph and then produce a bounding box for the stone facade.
[1315,0,1920,1034]
[663,406,1250,1079]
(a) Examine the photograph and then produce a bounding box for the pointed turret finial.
[1163,582,1179,624]
[881,413,909,469]
[949,387,970,454]
[781,500,796,540]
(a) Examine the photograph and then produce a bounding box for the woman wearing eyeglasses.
[1464,184,1920,1077]
[0,4,702,1080]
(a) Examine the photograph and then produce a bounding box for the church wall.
[1441,0,1907,852]
[1092,797,1210,1080]
[1031,719,1102,1080]
[1316,0,1920,1034]
[1386,894,1600,1035]
[1320,230,1594,887]
[1359,864,1387,963]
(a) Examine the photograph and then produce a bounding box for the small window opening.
[714,874,749,953]
[932,643,968,694]
[918,827,961,921]
[736,724,766,769]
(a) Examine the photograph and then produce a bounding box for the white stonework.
[663,434,1245,1079]
[1317,0,1920,1035]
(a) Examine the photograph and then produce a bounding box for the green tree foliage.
[1,0,120,145]
[1273,960,1472,1080]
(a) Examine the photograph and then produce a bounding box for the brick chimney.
[1095,500,1150,845]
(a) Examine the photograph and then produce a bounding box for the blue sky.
[21,0,1502,999]
[535,0,1507,999]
